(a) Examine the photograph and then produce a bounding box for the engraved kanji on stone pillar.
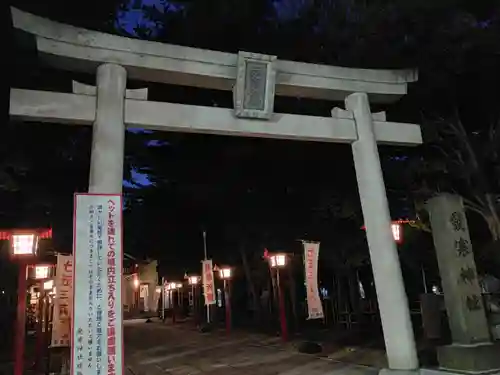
[233,51,276,120]
[426,194,491,344]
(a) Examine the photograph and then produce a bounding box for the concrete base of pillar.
[379,369,420,375]
[492,325,500,340]
[380,368,500,375]
[436,342,500,374]
[421,368,500,375]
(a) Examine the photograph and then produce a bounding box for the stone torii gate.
[10,7,422,373]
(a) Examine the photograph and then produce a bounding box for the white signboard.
[303,242,324,320]
[52,255,73,347]
[201,260,216,305]
[72,194,123,375]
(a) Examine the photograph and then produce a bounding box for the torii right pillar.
[427,194,500,374]
[346,92,419,374]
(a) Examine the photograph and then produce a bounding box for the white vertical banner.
[52,254,73,347]
[72,194,123,375]
[303,242,324,320]
[201,260,216,305]
[153,286,161,313]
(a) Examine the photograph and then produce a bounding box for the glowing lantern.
[43,280,54,291]
[34,265,50,280]
[11,233,38,256]
[269,254,287,268]
[361,220,412,244]
[219,267,232,280]
[392,223,402,244]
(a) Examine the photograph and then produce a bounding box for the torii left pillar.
[89,63,127,194]
[68,62,126,374]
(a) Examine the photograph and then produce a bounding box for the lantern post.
[168,282,179,324]
[188,276,200,321]
[133,274,140,312]
[33,264,52,371]
[268,253,288,342]
[218,268,232,334]
[10,231,39,375]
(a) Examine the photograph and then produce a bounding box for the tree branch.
[462,196,487,214]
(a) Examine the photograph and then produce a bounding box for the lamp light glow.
[43,280,54,291]
[391,223,402,243]
[11,233,38,256]
[270,254,287,268]
[34,265,50,280]
[361,220,408,243]
[219,267,232,279]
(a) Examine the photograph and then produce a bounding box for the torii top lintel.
[11,7,417,104]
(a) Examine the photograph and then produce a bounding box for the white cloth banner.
[303,242,324,320]
[72,194,123,375]
[51,254,73,347]
[201,260,216,305]
[153,287,161,312]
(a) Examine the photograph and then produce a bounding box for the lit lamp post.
[268,253,288,342]
[42,280,53,367]
[163,282,171,321]
[10,232,39,375]
[161,280,168,321]
[188,276,200,321]
[176,283,183,311]
[169,282,179,324]
[133,275,140,312]
[218,267,232,334]
[33,265,51,371]
[361,220,408,244]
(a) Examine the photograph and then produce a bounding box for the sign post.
[52,255,73,347]
[202,231,211,323]
[71,194,123,375]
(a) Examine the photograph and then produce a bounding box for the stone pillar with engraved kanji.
[427,194,500,374]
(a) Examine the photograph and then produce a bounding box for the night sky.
[116,0,310,35]
[119,1,159,188]
[116,0,170,37]
[118,0,337,189]
[123,128,154,188]
[118,0,306,188]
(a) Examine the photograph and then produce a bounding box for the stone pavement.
[124,320,382,375]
